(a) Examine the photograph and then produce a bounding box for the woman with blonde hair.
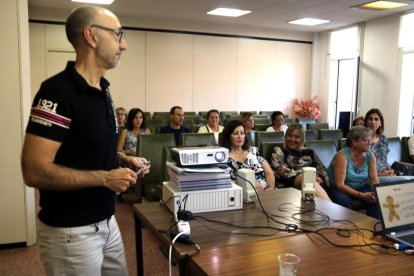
[116,107,128,128]
[271,123,330,200]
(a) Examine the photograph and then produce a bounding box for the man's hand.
[104,168,137,192]
[126,156,150,177]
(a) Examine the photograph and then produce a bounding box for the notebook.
[373,180,414,247]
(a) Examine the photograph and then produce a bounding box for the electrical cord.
[236,174,303,231]
[160,175,399,262]
[169,231,187,276]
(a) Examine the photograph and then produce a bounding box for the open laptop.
[373,179,414,247]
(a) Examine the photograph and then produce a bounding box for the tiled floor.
[0,202,179,276]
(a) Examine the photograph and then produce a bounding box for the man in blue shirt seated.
[159,105,190,144]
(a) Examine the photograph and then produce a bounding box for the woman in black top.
[271,123,330,200]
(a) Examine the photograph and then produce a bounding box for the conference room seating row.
[146,115,330,135]
[124,126,412,204]
[145,110,295,125]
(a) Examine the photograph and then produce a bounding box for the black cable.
[192,215,284,237]
[159,176,397,254]
[236,174,302,231]
[182,194,189,211]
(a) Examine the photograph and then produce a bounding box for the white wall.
[359,14,402,136]
[312,12,409,136]
[29,23,313,117]
[311,32,330,124]
[0,0,35,246]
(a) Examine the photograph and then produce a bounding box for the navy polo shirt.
[26,61,119,227]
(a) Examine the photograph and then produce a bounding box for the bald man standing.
[21,6,145,275]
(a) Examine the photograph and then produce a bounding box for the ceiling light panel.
[288,18,330,26]
[71,0,115,4]
[207,8,252,17]
[354,1,409,11]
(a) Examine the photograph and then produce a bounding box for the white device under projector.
[236,168,257,203]
[171,146,229,166]
[302,167,316,201]
[162,182,243,214]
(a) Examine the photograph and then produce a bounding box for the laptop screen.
[374,180,414,233]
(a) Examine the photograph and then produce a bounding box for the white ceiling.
[28,0,414,36]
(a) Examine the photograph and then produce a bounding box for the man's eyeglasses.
[91,24,125,43]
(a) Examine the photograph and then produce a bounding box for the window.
[328,27,360,132]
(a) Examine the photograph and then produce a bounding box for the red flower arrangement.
[292,96,321,119]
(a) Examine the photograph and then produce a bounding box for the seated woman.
[270,124,330,200]
[118,108,152,156]
[364,108,395,176]
[266,111,288,133]
[327,126,380,218]
[197,109,224,144]
[352,116,365,127]
[241,112,256,146]
[116,107,128,129]
[220,120,275,191]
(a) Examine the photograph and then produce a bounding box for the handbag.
[391,161,414,176]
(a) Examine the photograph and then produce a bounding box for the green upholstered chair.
[147,118,167,134]
[142,112,151,123]
[223,114,241,126]
[304,129,317,142]
[318,129,343,149]
[182,118,194,132]
[161,146,175,183]
[305,140,337,168]
[307,123,329,139]
[136,134,176,202]
[259,111,273,117]
[259,142,285,163]
[338,138,347,150]
[284,118,294,124]
[254,131,285,148]
[179,133,216,146]
[192,123,202,133]
[259,141,287,188]
[220,111,238,124]
[152,112,170,120]
[254,118,271,124]
[198,111,208,124]
[255,123,271,131]
[253,115,270,120]
[184,114,199,124]
[184,111,197,115]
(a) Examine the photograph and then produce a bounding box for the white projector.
[171,146,229,166]
[162,182,243,214]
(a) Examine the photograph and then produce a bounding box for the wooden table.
[187,228,414,275]
[134,188,379,275]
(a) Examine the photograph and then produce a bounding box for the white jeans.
[37,216,128,276]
